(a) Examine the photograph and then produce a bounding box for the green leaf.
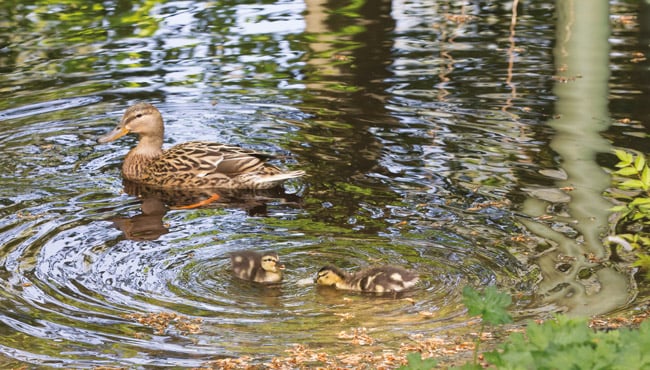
[638,235,650,247]
[642,166,650,189]
[615,166,639,176]
[618,233,636,242]
[637,204,650,215]
[620,179,646,189]
[485,316,650,369]
[451,363,484,370]
[398,352,438,370]
[609,205,629,212]
[613,149,633,166]
[629,197,650,206]
[632,253,650,270]
[462,286,512,326]
[634,154,646,172]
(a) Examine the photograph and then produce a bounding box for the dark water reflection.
[0,0,648,367]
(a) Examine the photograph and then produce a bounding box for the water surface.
[0,0,648,367]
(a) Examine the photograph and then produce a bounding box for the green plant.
[610,149,650,220]
[609,149,650,277]
[461,285,513,366]
[397,352,438,370]
[399,286,511,370]
[485,316,650,370]
[401,287,650,369]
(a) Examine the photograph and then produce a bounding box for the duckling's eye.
[136,113,143,118]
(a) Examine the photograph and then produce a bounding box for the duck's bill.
[97,126,129,143]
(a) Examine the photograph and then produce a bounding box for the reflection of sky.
[139,1,307,95]
[391,0,438,33]
[234,1,306,35]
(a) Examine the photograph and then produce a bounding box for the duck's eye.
[136,113,143,118]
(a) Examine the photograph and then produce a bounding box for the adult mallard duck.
[230,250,285,284]
[97,103,305,189]
[315,265,419,293]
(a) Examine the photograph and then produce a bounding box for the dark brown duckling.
[315,265,419,293]
[230,250,285,283]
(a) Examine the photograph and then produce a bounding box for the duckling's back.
[230,250,283,283]
[357,266,419,293]
[230,251,260,281]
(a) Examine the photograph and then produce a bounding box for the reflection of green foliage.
[324,83,361,93]
[116,0,159,37]
[333,182,373,196]
[607,150,650,279]
[332,0,366,18]
[258,216,354,235]
[180,208,229,221]
[341,24,366,35]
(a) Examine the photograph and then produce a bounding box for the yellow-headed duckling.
[230,250,285,283]
[315,265,419,293]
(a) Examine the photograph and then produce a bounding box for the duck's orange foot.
[172,193,221,210]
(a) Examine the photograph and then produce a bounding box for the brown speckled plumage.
[230,250,285,284]
[315,265,419,293]
[98,103,305,189]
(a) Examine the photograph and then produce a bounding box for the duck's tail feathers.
[255,170,306,187]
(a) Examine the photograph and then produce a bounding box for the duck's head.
[315,266,345,286]
[98,103,164,143]
[261,253,285,273]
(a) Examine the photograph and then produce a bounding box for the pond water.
[0,0,649,367]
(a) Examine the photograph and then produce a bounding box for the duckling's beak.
[97,126,129,143]
[278,263,286,270]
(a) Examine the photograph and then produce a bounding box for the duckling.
[315,265,419,293]
[230,250,285,283]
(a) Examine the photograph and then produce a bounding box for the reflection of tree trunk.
[301,0,401,229]
[302,0,398,171]
[304,0,342,87]
[520,1,634,316]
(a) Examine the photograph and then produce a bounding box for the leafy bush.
[400,286,512,370]
[401,287,650,369]
[461,285,512,326]
[485,316,650,370]
[608,149,650,277]
[397,352,438,370]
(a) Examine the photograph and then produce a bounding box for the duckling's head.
[98,103,164,144]
[315,266,346,287]
[261,253,285,273]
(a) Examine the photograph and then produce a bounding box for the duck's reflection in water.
[111,197,170,241]
[108,180,303,240]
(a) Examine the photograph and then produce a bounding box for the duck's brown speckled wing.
[154,141,276,174]
[141,141,283,188]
